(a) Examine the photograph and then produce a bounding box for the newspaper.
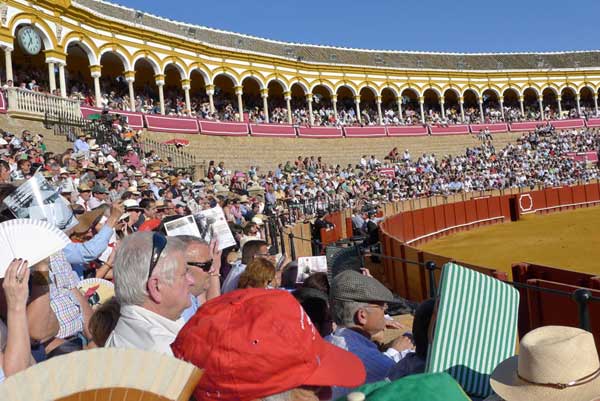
[164,215,202,238]
[2,173,61,221]
[164,206,236,251]
[195,206,236,250]
[296,255,328,283]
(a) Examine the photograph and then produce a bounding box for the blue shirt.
[327,327,397,400]
[64,225,114,278]
[221,261,246,294]
[181,294,201,322]
[73,139,90,153]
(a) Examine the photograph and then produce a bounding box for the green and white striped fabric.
[426,262,519,398]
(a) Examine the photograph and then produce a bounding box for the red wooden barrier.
[454,201,467,226]
[433,205,446,232]
[422,207,437,237]
[526,279,600,347]
[585,183,600,202]
[572,185,587,205]
[444,203,457,228]
[412,209,426,242]
[464,199,478,224]
[544,187,560,210]
[558,186,574,209]
[475,197,490,221]
[402,211,415,242]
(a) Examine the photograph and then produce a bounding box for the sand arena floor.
[420,206,600,279]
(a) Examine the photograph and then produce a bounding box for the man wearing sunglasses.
[105,232,194,356]
[177,236,222,322]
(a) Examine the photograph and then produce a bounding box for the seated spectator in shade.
[105,232,193,355]
[221,239,269,293]
[171,289,366,401]
[387,298,435,380]
[302,272,330,294]
[292,286,334,337]
[489,325,600,401]
[327,270,414,399]
[88,297,121,347]
[237,258,276,289]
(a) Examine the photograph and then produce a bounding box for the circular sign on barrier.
[519,193,533,212]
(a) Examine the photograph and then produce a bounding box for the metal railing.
[138,137,204,172]
[5,87,80,120]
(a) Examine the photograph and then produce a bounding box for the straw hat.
[72,205,109,234]
[490,326,600,401]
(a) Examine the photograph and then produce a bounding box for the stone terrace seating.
[144,130,522,171]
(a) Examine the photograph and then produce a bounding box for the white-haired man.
[106,232,194,355]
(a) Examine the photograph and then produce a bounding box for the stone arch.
[239,71,266,89]
[9,14,57,50]
[211,68,240,87]
[579,86,596,111]
[131,52,161,75]
[289,77,310,95]
[309,80,335,95]
[187,64,211,83]
[62,34,98,65]
[443,88,460,120]
[240,75,264,90]
[335,83,357,97]
[502,88,520,109]
[98,44,132,71]
[541,87,558,118]
[380,83,399,98]
[265,75,290,93]
[161,58,187,80]
[357,81,379,96]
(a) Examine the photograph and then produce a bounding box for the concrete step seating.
[144,130,523,171]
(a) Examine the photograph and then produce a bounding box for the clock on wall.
[17,25,42,56]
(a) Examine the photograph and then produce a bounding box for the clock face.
[17,26,42,56]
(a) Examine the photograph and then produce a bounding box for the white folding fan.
[0,347,203,401]
[0,219,70,278]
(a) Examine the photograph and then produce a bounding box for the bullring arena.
[0,0,599,400]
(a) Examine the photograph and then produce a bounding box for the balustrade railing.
[4,88,80,120]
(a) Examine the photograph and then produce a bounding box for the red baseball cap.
[172,288,366,401]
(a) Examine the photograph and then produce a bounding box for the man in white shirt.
[106,232,194,355]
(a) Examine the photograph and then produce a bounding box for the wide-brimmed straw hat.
[490,325,600,401]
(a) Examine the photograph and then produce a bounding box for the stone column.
[306,93,314,125]
[594,94,599,116]
[557,96,563,118]
[89,65,102,108]
[519,96,525,116]
[234,85,244,122]
[376,96,383,125]
[397,98,403,122]
[4,47,13,82]
[576,94,581,116]
[182,78,191,115]
[261,88,269,123]
[419,97,425,124]
[332,94,338,119]
[499,97,505,121]
[538,96,544,120]
[205,84,215,114]
[47,61,56,93]
[155,74,165,115]
[58,63,66,98]
[284,91,292,124]
[439,100,445,119]
[354,96,362,123]
[478,100,484,122]
[124,70,136,111]
[459,97,465,122]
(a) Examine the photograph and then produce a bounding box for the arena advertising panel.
[144,115,199,134]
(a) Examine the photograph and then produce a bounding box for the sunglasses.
[148,232,167,279]
[187,260,213,272]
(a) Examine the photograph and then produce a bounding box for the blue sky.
[115,0,599,53]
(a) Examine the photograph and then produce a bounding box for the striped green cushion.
[426,262,519,398]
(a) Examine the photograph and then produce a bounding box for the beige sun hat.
[490,325,600,401]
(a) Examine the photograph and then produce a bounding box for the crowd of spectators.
[0,112,599,400]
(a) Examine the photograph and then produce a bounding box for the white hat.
[490,325,600,401]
